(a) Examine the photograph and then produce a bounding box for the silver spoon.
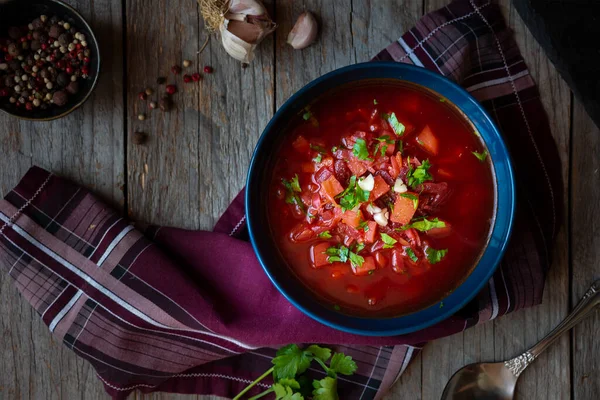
[441,279,600,400]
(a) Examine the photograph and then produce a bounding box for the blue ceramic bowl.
[246,62,515,336]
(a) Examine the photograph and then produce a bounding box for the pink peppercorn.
[183,74,192,83]
[166,84,177,95]
[192,73,201,82]
[203,66,213,74]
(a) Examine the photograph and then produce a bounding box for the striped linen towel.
[0,0,563,399]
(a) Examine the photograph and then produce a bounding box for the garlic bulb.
[200,0,276,63]
[287,11,318,49]
[358,174,375,191]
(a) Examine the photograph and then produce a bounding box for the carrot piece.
[310,242,331,268]
[385,141,396,156]
[342,210,362,228]
[390,193,417,225]
[390,154,401,179]
[320,175,344,202]
[346,160,367,176]
[416,125,439,155]
[364,221,377,243]
[352,256,376,276]
[292,135,310,153]
[369,175,390,201]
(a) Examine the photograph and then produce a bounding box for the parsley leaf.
[354,242,366,254]
[326,245,349,263]
[306,345,332,363]
[426,248,448,264]
[313,154,323,163]
[374,135,394,157]
[373,99,378,105]
[402,217,445,231]
[329,353,358,376]
[338,176,370,212]
[318,231,332,239]
[303,111,312,121]
[278,379,301,390]
[399,192,419,210]
[406,159,433,188]
[327,245,364,268]
[472,150,488,162]
[358,220,369,231]
[273,344,314,380]
[380,233,397,249]
[348,251,365,268]
[352,138,372,161]
[312,377,338,400]
[383,112,406,136]
[331,146,339,153]
[397,139,404,155]
[282,175,305,212]
[273,383,304,400]
[405,247,418,262]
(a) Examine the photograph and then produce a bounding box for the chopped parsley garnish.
[439,98,446,103]
[373,99,378,105]
[313,154,323,163]
[318,231,332,239]
[374,135,394,157]
[331,146,339,153]
[401,217,445,231]
[405,247,418,262]
[382,112,406,136]
[282,175,305,212]
[303,111,312,121]
[326,244,364,268]
[380,233,397,249]
[397,139,404,155]
[406,159,433,188]
[426,248,448,264]
[352,138,372,161]
[472,150,488,162]
[354,242,366,253]
[310,143,328,154]
[337,176,370,212]
[399,192,419,210]
[358,220,369,231]
[333,304,341,311]
[439,301,444,308]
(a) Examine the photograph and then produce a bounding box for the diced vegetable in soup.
[269,83,495,317]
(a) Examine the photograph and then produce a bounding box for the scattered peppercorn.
[156,76,166,85]
[165,84,177,95]
[203,66,213,74]
[132,131,147,145]
[158,96,172,112]
[138,92,147,100]
[171,65,181,75]
[137,113,146,121]
[192,73,201,82]
[145,88,154,96]
[183,74,192,83]
[183,60,191,68]
[149,101,157,109]
[0,15,93,113]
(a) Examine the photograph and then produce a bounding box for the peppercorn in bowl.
[0,0,100,120]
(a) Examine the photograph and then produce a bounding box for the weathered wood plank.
[570,99,600,400]
[0,0,124,399]
[126,0,274,231]
[491,2,572,400]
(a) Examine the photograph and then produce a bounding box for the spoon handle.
[504,279,600,377]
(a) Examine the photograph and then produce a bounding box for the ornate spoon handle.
[505,279,600,377]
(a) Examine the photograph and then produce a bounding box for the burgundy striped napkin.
[0,1,562,399]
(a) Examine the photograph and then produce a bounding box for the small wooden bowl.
[0,0,100,121]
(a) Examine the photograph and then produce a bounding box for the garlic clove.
[393,177,408,193]
[227,19,263,44]
[358,174,375,191]
[227,0,268,19]
[287,11,318,49]
[374,210,389,227]
[220,20,257,64]
[366,203,381,215]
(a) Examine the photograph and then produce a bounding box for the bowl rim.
[0,0,101,121]
[246,61,516,336]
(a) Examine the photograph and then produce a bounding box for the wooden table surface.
[0,0,598,399]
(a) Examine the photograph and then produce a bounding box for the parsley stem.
[233,367,274,400]
[314,357,330,374]
[247,388,275,400]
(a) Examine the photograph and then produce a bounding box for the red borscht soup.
[269,81,495,317]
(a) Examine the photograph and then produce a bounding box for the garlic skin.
[202,0,276,64]
[287,11,318,49]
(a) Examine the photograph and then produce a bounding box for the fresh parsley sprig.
[382,112,406,136]
[326,244,364,268]
[352,138,373,161]
[336,176,370,212]
[233,345,357,400]
[406,159,433,188]
[282,175,305,212]
[400,217,445,232]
